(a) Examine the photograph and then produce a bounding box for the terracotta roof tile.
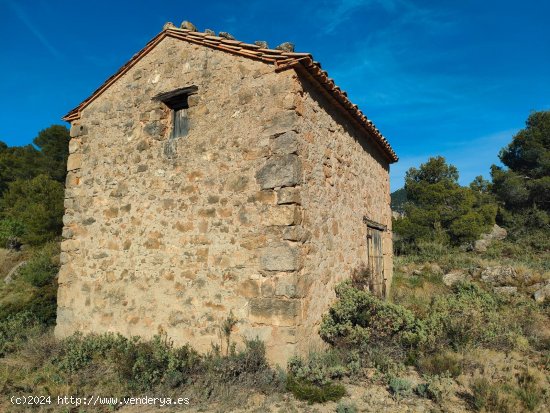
[63,27,398,162]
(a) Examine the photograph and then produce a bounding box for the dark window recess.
[152,85,198,139]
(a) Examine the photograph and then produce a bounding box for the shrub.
[388,376,412,399]
[0,312,45,356]
[55,332,201,391]
[417,351,463,378]
[200,338,274,389]
[336,400,358,413]
[287,351,351,387]
[420,282,505,351]
[515,368,545,411]
[0,218,25,249]
[319,281,420,350]
[0,243,59,325]
[470,377,519,413]
[415,375,453,403]
[18,242,59,287]
[286,375,346,404]
[3,329,281,405]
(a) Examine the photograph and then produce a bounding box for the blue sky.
[0,0,549,190]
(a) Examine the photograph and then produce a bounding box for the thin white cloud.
[321,0,400,33]
[311,1,469,127]
[6,0,62,59]
[317,0,445,34]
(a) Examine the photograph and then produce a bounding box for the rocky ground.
[117,376,467,413]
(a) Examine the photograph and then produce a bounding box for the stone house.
[55,22,398,364]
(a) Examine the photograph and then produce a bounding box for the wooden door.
[367,227,385,297]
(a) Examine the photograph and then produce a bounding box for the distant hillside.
[390,188,407,213]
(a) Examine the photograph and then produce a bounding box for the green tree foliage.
[0,175,64,245]
[393,157,497,247]
[491,110,550,230]
[390,188,408,214]
[0,125,69,246]
[0,144,43,194]
[33,125,70,183]
[0,125,69,195]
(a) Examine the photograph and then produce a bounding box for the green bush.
[53,333,278,394]
[470,377,517,412]
[113,334,199,390]
[0,312,45,356]
[0,218,25,249]
[319,281,420,350]
[336,400,358,413]
[0,243,59,325]
[286,375,346,404]
[56,332,200,391]
[287,351,353,387]
[420,282,505,351]
[515,368,545,411]
[415,375,453,403]
[199,338,277,392]
[491,111,550,233]
[394,157,497,249]
[388,376,412,399]
[417,351,462,378]
[18,242,59,287]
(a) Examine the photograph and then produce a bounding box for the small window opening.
[152,86,198,159]
[152,85,198,139]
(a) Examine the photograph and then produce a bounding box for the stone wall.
[56,36,306,365]
[56,35,392,365]
[292,78,393,354]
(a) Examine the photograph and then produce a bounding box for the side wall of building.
[293,78,393,353]
[56,36,307,364]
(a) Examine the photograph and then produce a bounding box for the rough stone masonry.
[55,23,397,365]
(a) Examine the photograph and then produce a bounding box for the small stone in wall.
[110,183,129,198]
[143,121,166,140]
[82,217,96,226]
[70,124,87,138]
[136,140,149,152]
[66,154,82,171]
[260,242,301,272]
[225,175,249,192]
[256,154,302,189]
[249,298,299,326]
[277,187,301,205]
[264,111,298,136]
[218,31,235,40]
[282,225,310,242]
[272,131,298,155]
